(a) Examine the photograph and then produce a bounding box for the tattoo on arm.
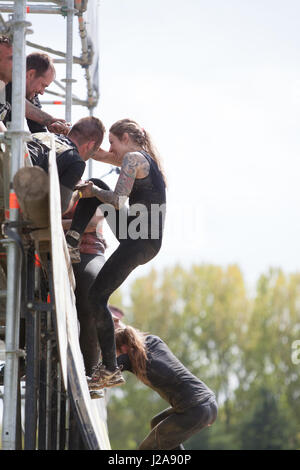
[91,152,149,209]
[25,99,53,125]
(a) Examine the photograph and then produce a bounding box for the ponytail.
[143,129,167,187]
[109,119,167,187]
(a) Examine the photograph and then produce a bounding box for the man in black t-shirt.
[4,51,56,132]
[0,35,69,134]
[27,117,106,213]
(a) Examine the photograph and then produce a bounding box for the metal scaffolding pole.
[0,4,63,15]
[1,0,30,450]
[63,0,75,123]
[0,1,108,451]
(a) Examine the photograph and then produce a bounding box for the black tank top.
[126,151,166,240]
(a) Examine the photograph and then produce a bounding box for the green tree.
[107,264,300,450]
[238,269,300,422]
[108,263,250,449]
[238,387,298,450]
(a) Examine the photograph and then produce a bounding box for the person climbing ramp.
[65,118,167,391]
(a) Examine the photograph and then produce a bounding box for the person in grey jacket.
[115,324,218,450]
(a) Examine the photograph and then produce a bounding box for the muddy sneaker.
[67,244,81,263]
[66,230,81,264]
[88,363,125,390]
[90,389,105,400]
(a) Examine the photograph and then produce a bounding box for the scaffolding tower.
[0,0,110,450]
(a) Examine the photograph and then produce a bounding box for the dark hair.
[26,52,55,78]
[0,35,12,46]
[110,119,167,186]
[69,116,105,149]
[115,325,149,382]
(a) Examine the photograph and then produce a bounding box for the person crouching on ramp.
[115,325,218,450]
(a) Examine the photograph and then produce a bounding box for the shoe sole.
[89,378,125,391]
[90,391,105,399]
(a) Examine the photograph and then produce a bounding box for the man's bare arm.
[25,100,70,134]
[92,148,122,167]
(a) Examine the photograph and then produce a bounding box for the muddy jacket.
[0,82,10,126]
[118,334,215,412]
[27,132,85,191]
[27,133,85,213]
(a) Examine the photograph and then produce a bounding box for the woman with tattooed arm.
[66,119,166,390]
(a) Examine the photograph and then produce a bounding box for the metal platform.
[0,1,110,450]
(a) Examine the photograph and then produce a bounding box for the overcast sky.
[3,0,300,290]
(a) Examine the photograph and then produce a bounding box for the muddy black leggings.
[72,253,106,376]
[69,178,162,370]
[139,397,218,450]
